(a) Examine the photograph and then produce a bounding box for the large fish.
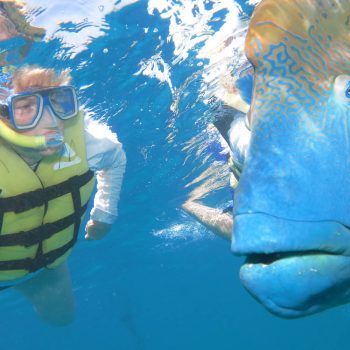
[233,0,350,317]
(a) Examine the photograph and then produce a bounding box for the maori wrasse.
[232,0,350,317]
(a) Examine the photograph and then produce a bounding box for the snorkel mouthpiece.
[45,133,64,148]
[0,118,60,149]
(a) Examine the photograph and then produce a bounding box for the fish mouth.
[245,250,332,265]
[232,213,350,318]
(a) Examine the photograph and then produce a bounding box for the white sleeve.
[227,116,251,170]
[84,117,126,224]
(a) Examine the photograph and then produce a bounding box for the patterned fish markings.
[232,0,350,317]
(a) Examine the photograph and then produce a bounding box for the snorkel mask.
[0,82,79,149]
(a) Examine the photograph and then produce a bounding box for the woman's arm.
[83,117,127,239]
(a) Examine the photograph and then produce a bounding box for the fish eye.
[346,84,350,98]
[333,75,350,102]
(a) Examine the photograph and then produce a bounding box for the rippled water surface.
[1,1,350,349]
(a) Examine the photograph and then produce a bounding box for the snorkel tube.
[0,118,63,149]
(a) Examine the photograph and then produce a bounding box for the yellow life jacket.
[0,112,95,282]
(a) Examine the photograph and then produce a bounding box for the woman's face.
[20,104,65,157]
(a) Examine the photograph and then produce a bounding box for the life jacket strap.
[0,170,94,214]
[0,170,94,272]
[0,238,79,272]
[0,202,88,247]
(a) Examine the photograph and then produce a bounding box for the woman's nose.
[41,106,59,127]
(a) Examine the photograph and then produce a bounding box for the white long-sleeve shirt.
[227,115,251,170]
[84,117,126,224]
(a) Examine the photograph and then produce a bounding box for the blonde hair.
[12,65,71,92]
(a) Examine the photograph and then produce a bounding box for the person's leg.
[182,201,233,240]
[14,262,75,326]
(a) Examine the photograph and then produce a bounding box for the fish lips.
[232,213,350,318]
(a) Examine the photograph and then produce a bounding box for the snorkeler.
[0,65,126,326]
[181,69,252,240]
[0,2,126,326]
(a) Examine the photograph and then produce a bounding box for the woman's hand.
[85,219,112,240]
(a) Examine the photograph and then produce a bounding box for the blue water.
[1,0,350,349]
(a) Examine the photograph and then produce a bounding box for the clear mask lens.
[12,94,40,128]
[48,87,76,119]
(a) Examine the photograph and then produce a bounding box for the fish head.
[233,0,350,318]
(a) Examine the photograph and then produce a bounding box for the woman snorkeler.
[0,65,126,326]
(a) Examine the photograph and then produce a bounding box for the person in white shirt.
[0,65,126,326]
[181,67,253,240]
[181,109,250,240]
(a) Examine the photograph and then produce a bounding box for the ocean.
[1,0,350,349]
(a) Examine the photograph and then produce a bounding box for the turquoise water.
[1,0,350,349]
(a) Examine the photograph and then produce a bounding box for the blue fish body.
[232,0,350,317]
